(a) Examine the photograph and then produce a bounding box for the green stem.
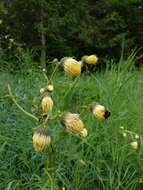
[8,84,38,122]
[63,77,79,100]
[49,62,59,82]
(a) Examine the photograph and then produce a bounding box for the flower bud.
[40,88,45,94]
[130,141,138,150]
[82,55,98,65]
[135,134,139,140]
[91,103,110,119]
[122,132,127,137]
[33,127,51,152]
[41,96,53,113]
[47,84,54,92]
[61,112,87,137]
[63,58,82,76]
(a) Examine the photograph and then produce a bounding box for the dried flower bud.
[130,141,138,150]
[91,103,110,119]
[41,96,53,113]
[63,58,82,76]
[33,127,51,152]
[82,55,98,65]
[61,112,87,137]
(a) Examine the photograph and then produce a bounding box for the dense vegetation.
[0,1,143,189]
[0,54,143,189]
[0,0,143,69]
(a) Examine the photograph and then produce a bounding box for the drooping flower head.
[62,57,82,76]
[61,112,88,137]
[41,95,53,114]
[33,127,51,152]
[90,102,110,119]
[82,55,98,65]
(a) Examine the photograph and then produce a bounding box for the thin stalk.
[8,84,38,122]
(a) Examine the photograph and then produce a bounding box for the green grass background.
[0,56,143,190]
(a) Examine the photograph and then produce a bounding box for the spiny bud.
[63,58,82,76]
[61,112,87,137]
[41,95,53,113]
[91,102,110,119]
[32,127,51,152]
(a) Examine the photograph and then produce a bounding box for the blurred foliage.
[0,0,143,69]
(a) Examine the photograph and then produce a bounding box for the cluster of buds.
[120,126,140,150]
[60,54,98,77]
[32,54,112,152]
[32,83,54,152]
[40,84,54,94]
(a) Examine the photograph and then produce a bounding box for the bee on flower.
[32,127,51,152]
[82,54,98,65]
[61,112,88,137]
[61,57,82,77]
[41,95,53,114]
[90,102,111,119]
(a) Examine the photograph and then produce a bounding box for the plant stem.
[8,84,38,122]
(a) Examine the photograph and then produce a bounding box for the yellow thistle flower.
[32,127,51,152]
[47,84,54,92]
[63,58,82,76]
[41,96,53,113]
[130,141,138,150]
[61,112,87,137]
[83,54,98,65]
[91,103,110,119]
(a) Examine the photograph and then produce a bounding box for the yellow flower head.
[61,112,87,137]
[32,127,51,152]
[41,95,53,113]
[130,141,138,150]
[63,58,82,76]
[91,103,110,120]
[83,55,98,65]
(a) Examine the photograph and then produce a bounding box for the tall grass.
[0,55,143,190]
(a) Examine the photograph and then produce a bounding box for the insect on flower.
[90,102,111,119]
[61,112,88,137]
[33,127,51,152]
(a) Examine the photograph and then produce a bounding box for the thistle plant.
[7,54,110,188]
